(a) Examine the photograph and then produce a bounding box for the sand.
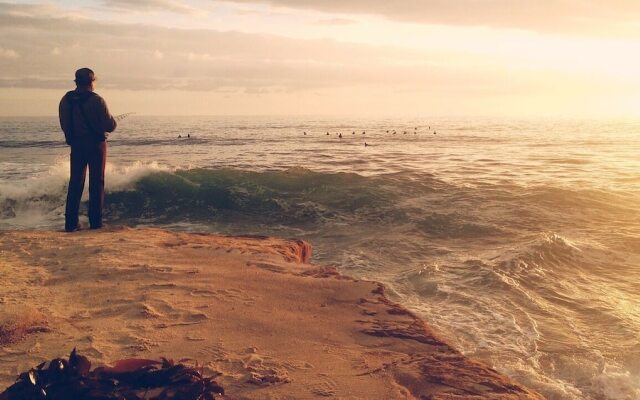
[0,227,543,399]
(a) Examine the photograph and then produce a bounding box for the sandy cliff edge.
[0,227,543,399]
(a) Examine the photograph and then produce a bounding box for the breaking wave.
[0,161,170,228]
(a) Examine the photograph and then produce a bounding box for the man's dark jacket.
[59,90,117,143]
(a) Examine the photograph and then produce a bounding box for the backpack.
[64,91,105,144]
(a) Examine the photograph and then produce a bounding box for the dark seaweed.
[0,349,224,400]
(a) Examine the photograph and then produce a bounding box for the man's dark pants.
[65,138,107,231]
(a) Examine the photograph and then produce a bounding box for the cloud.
[1,0,638,118]
[315,17,355,26]
[102,0,199,14]
[3,3,488,93]
[0,2,90,20]
[0,47,19,59]
[221,0,640,37]
[90,0,640,37]
[187,52,219,62]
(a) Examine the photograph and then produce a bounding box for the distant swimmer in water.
[178,134,182,138]
[433,131,437,135]
[403,131,406,134]
[362,131,366,134]
[428,126,430,130]
[304,131,307,135]
[393,131,396,135]
[386,130,389,133]
[187,133,190,138]
[339,133,342,138]
[326,132,329,135]
[352,131,355,135]
[364,142,368,147]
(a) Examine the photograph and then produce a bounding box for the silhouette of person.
[59,68,117,232]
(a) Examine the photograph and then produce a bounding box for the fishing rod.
[114,112,135,122]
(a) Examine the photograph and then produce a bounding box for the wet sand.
[0,227,542,399]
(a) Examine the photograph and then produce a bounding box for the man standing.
[59,68,117,232]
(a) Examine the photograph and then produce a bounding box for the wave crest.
[0,161,170,228]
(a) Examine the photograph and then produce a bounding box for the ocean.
[1,116,639,399]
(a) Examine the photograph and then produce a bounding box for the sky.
[1,0,640,117]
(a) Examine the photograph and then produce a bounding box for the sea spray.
[0,161,173,228]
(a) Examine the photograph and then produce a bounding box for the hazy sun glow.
[1,0,640,117]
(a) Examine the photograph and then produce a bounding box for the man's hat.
[74,68,96,85]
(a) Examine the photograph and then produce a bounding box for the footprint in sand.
[246,262,287,274]
[119,334,159,353]
[190,288,256,305]
[282,360,314,371]
[187,311,208,322]
[140,297,209,328]
[198,344,230,362]
[70,310,92,320]
[145,283,178,289]
[308,374,339,397]
[129,264,174,274]
[240,349,292,386]
[141,303,164,318]
[189,289,217,297]
[140,298,177,318]
[350,357,371,371]
[218,288,248,300]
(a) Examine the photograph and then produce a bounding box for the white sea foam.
[592,364,640,400]
[105,161,172,191]
[0,160,172,228]
[0,160,68,202]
